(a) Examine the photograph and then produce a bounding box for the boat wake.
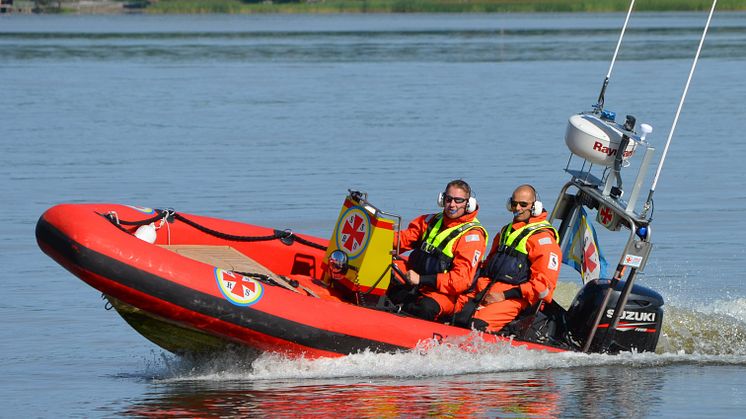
[147,295,746,384]
[659,297,746,355]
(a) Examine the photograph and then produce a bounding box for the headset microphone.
[505,185,544,217]
[438,191,478,214]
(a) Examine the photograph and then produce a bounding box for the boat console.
[321,191,402,307]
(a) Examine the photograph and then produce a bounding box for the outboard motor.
[566,279,663,353]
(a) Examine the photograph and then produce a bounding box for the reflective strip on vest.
[499,220,559,256]
[421,213,488,259]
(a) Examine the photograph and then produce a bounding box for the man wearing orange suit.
[391,179,488,321]
[462,184,561,333]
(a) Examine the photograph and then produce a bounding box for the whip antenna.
[595,0,636,112]
[642,0,717,218]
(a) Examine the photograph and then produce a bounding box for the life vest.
[482,220,559,285]
[407,213,488,276]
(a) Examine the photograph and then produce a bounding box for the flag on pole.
[562,207,608,284]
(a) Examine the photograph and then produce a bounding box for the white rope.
[154,209,174,245]
[650,0,718,193]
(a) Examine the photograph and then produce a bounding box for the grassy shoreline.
[12,0,746,14]
[145,0,746,14]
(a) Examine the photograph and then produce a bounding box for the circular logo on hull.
[335,206,371,259]
[215,268,264,306]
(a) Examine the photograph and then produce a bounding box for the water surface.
[2,12,746,417]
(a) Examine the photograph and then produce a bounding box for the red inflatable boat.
[36,201,567,358]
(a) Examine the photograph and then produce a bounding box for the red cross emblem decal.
[215,268,264,306]
[336,207,370,258]
[599,206,614,226]
[622,254,643,267]
[341,213,366,252]
[583,237,598,273]
[225,272,257,298]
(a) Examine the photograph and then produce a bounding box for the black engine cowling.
[566,279,664,353]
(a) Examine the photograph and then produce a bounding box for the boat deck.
[160,245,277,276]
[159,245,316,295]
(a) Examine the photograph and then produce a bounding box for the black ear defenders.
[505,186,543,217]
[438,192,478,214]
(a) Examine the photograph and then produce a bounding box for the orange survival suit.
[465,211,561,333]
[393,209,487,321]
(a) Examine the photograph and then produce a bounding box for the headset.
[505,185,543,217]
[438,192,478,214]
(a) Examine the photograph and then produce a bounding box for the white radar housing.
[565,113,637,167]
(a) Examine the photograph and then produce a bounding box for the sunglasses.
[443,195,467,204]
[510,199,533,208]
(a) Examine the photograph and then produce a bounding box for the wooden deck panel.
[160,245,276,276]
[159,245,317,296]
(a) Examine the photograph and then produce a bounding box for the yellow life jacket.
[408,213,488,275]
[482,220,559,285]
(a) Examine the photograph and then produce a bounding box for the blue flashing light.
[601,109,616,121]
[637,226,648,239]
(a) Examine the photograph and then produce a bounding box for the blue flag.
[562,207,608,284]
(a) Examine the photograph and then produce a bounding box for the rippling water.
[3,13,746,62]
[2,12,746,417]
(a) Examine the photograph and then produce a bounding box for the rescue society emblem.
[622,254,643,268]
[215,268,264,306]
[596,204,620,231]
[472,250,481,267]
[335,206,371,259]
[549,252,559,271]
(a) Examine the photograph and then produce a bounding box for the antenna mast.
[595,0,636,112]
[641,0,718,218]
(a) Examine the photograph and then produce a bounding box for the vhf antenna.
[595,0,636,113]
[641,0,718,219]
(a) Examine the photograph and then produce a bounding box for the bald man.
[459,184,562,333]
